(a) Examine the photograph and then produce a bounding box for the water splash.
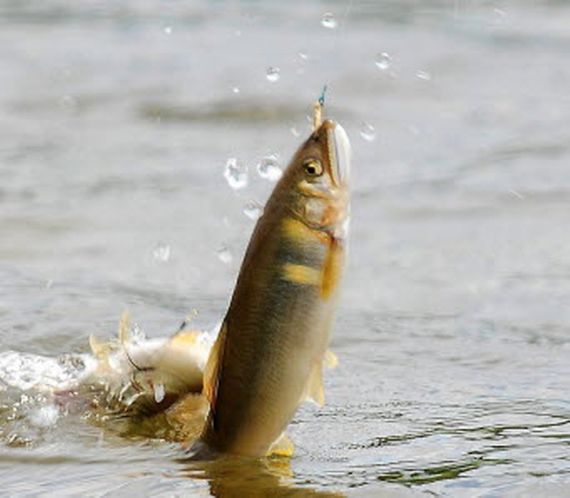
[153,383,165,403]
[224,158,248,190]
[27,404,59,429]
[0,351,90,392]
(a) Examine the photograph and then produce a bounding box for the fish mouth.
[324,121,351,187]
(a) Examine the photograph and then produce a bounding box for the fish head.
[277,119,351,238]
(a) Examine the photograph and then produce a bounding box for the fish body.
[202,118,351,456]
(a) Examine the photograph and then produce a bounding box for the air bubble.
[257,155,282,181]
[224,158,248,190]
[321,13,338,29]
[266,67,281,83]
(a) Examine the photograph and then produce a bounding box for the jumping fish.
[0,101,351,453]
[200,100,351,457]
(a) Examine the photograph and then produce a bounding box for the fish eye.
[303,159,323,177]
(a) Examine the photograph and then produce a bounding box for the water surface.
[1,1,569,496]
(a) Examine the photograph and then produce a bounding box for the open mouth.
[327,122,351,186]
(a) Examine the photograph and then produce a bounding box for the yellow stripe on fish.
[281,262,321,285]
[281,217,321,245]
[320,237,344,299]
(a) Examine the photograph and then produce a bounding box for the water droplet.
[257,155,282,181]
[508,189,524,200]
[153,383,165,403]
[295,52,308,74]
[321,13,338,29]
[152,243,171,262]
[45,279,54,289]
[217,246,233,264]
[407,125,421,136]
[359,122,376,142]
[416,70,432,81]
[290,127,300,137]
[232,86,240,94]
[375,52,392,71]
[493,8,508,22]
[164,26,173,35]
[224,158,248,190]
[243,200,263,220]
[60,95,78,109]
[266,67,281,83]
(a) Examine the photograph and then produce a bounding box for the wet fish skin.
[201,118,351,457]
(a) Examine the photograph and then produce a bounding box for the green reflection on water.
[377,457,511,486]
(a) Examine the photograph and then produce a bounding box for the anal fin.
[267,432,295,458]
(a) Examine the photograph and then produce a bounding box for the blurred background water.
[1,0,569,496]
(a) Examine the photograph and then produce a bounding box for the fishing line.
[317,0,353,114]
[319,84,328,106]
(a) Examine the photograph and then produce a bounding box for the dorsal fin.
[203,322,228,408]
[118,310,131,344]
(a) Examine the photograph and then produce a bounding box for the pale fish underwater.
[0,101,351,457]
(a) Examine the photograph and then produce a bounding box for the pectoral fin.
[203,322,227,407]
[267,432,295,458]
[303,362,325,407]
